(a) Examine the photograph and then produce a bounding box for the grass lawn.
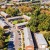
[12,19,26,25]
[12,20,18,25]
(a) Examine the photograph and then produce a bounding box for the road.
[5,18,22,50]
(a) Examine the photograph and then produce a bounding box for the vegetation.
[44,32,50,47]
[18,48,22,50]
[18,6,32,14]
[0,27,10,49]
[5,7,20,16]
[26,5,50,48]
[12,19,26,25]
[27,8,50,32]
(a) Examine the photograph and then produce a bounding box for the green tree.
[18,48,22,50]
[6,7,20,16]
[0,40,4,49]
[0,27,5,39]
[28,8,50,32]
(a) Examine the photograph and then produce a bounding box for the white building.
[23,27,34,50]
[34,33,48,49]
[0,11,10,18]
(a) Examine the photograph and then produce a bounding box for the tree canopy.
[6,7,20,16]
[28,8,50,32]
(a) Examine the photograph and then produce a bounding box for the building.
[0,11,10,18]
[0,20,10,29]
[7,16,23,22]
[12,0,40,2]
[6,3,14,7]
[12,0,30,2]
[41,0,50,4]
[23,27,34,50]
[15,22,28,29]
[22,15,31,21]
[34,33,48,49]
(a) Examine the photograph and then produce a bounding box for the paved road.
[5,18,22,50]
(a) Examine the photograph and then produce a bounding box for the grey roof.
[7,16,23,21]
[23,27,34,46]
[34,33,48,45]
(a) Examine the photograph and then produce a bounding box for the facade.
[23,27,34,50]
[34,33,48,49]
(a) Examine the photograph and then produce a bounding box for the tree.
[34,8,40,16]
[6,7,20,16]
[0,27,9,49]
[28,8,50,32]
[18,6,32,14]
[0,40,4,49]
[0,27,5,39]
[28,13,39,32]
[18,48,22,50]
[44,32,50,41]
